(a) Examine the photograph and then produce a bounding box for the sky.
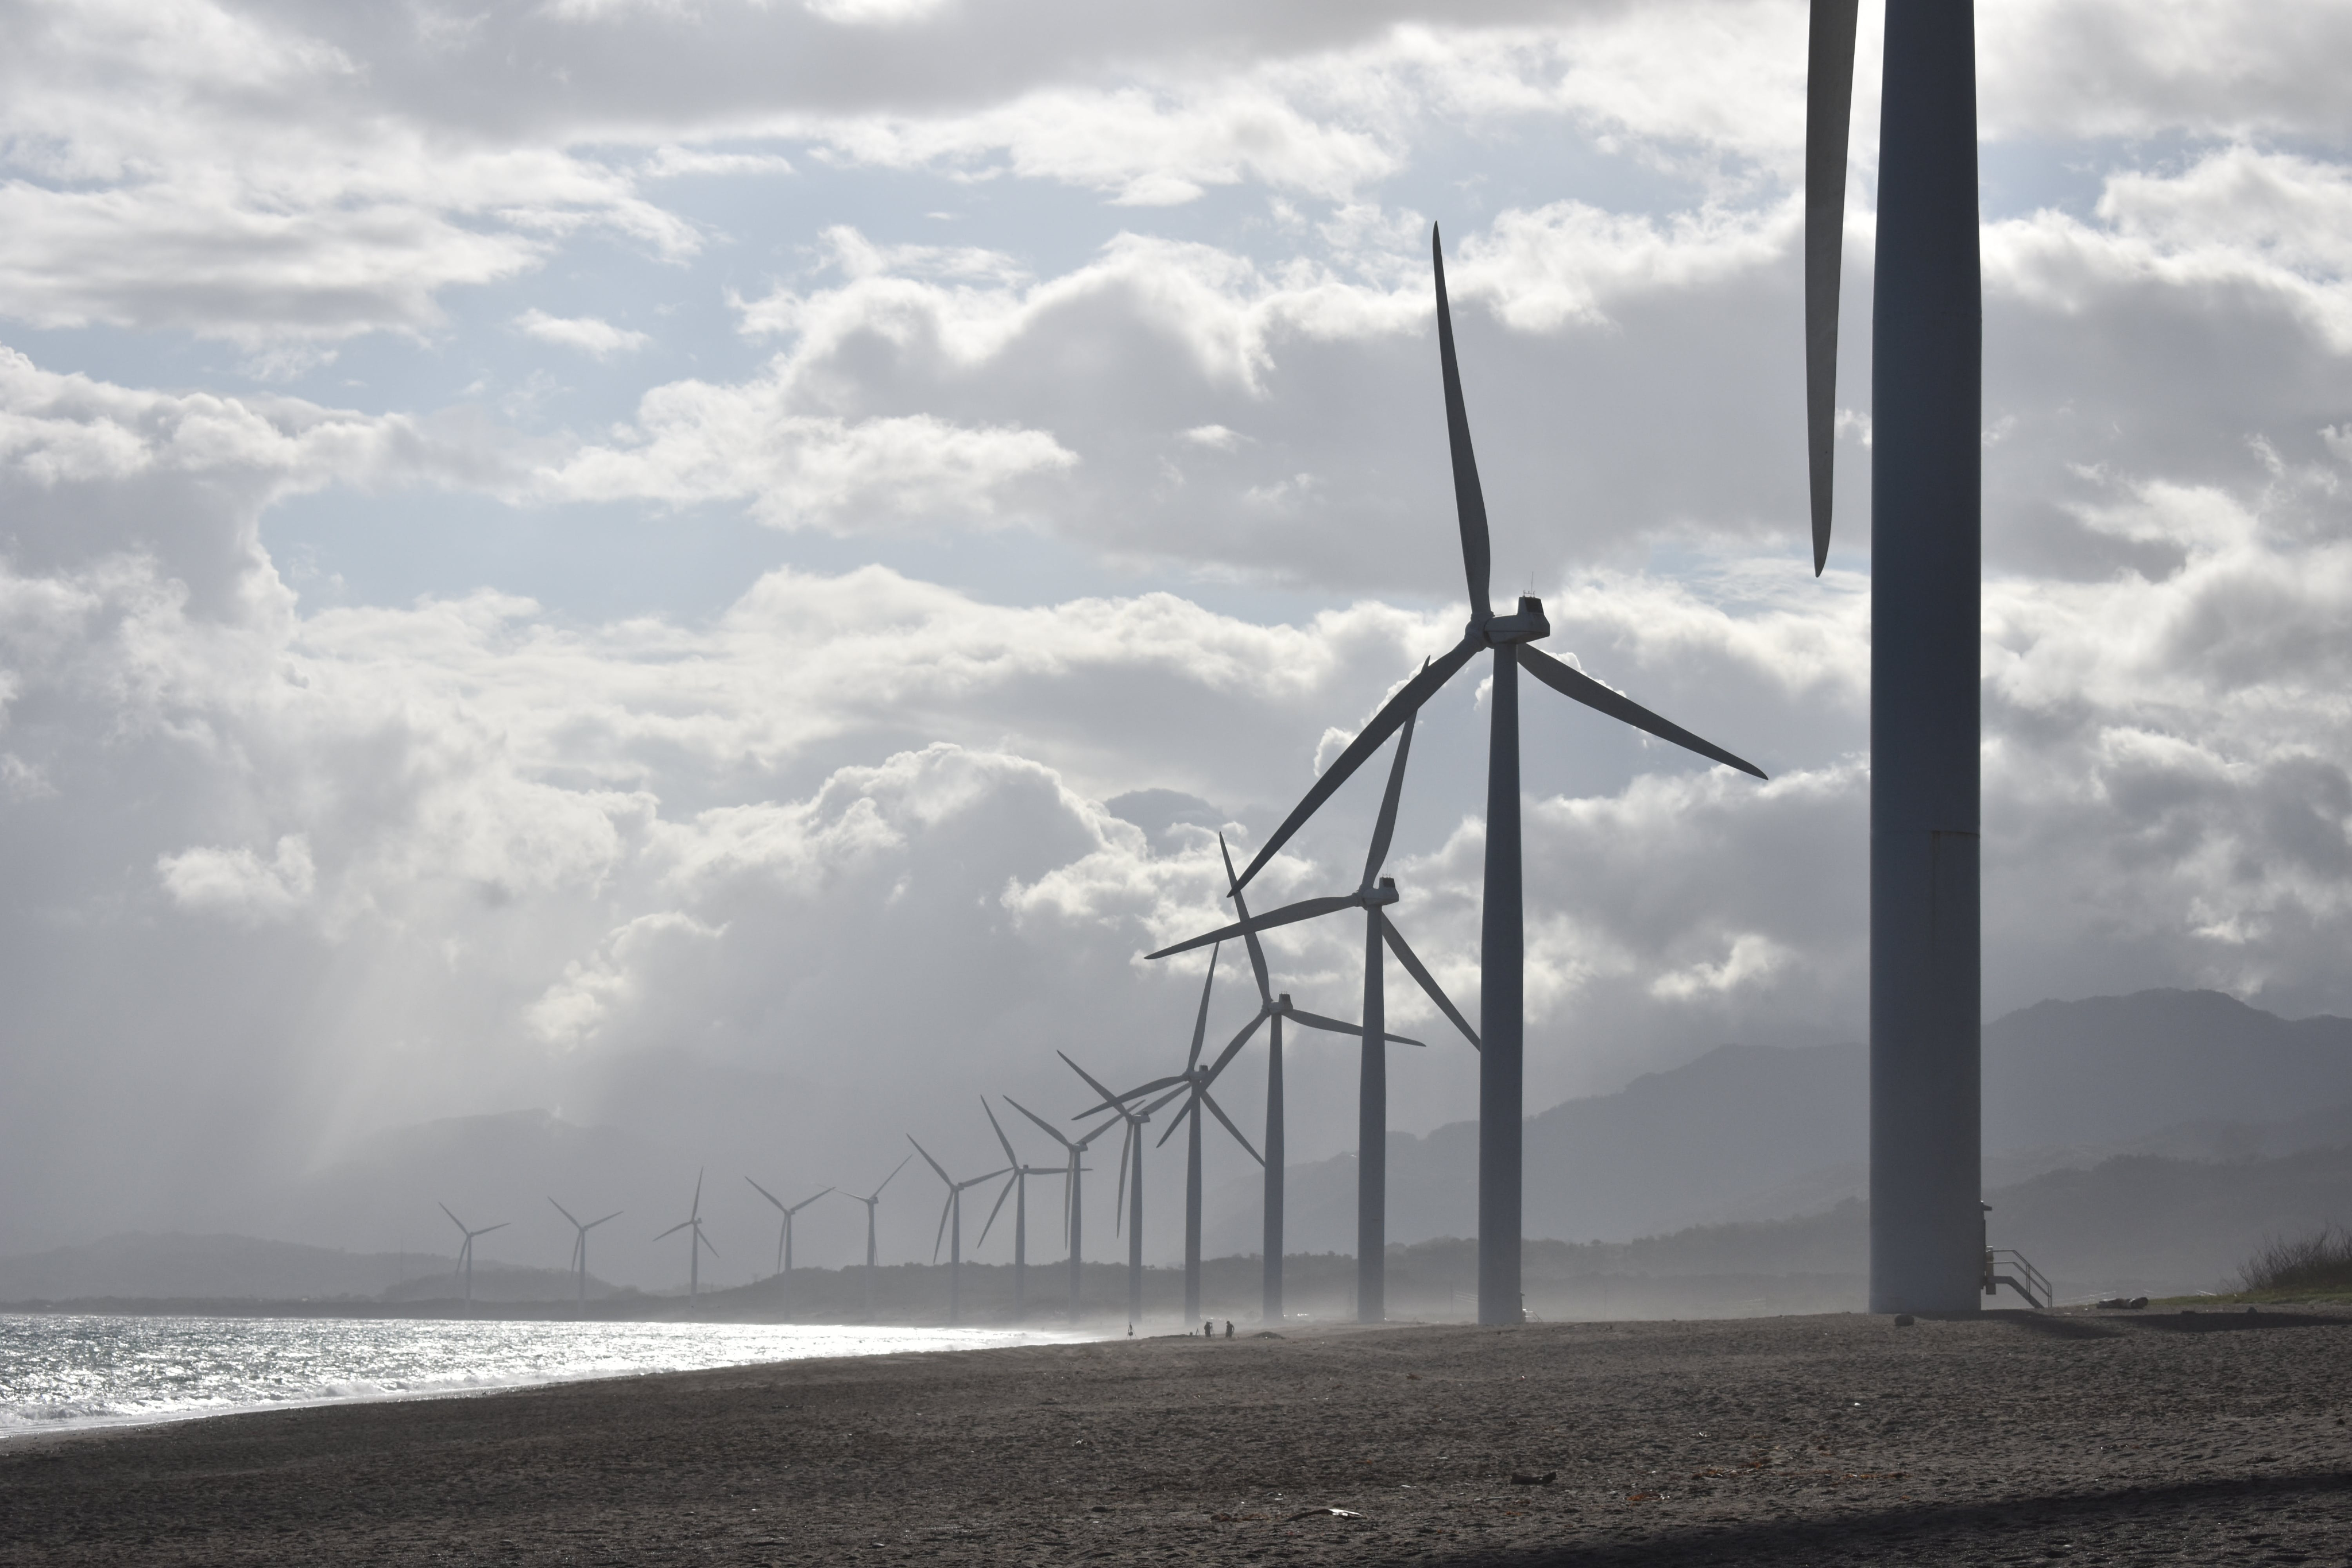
[2,0,2350,1269]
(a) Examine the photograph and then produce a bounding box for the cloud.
[515,310,652,357]
[157,834,316,922]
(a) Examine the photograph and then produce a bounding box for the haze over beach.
[6,5,2352,1557]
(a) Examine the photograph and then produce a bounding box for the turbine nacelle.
[1479,595,1550,647]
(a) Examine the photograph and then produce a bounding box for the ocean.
[0,1313,1080,1438]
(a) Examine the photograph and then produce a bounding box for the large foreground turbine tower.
[1806,0,1983,1313]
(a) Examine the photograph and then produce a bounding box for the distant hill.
[0,1233,452,1302]
[1202,988,2352,1252]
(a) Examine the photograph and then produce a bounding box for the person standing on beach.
[1224,1321,1233,1339]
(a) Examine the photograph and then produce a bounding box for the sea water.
[0,1314,1078,1438]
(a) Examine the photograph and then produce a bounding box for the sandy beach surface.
[5,1307,2350,1565]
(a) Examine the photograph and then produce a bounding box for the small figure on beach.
[1224,1321,1233,1339]
[1203,1319,1213,1338]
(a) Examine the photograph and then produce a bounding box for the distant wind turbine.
[653,1169,720,1300]
[976,1098,1069,1319]
[1150,705,1476,1322]
[1228,227,1767,1323]
[1058,1052,1152,1329]
[547,1198,620,1311]
[844,1156,911,1319]
[1003,1094,1116,1323]
[745,1177,831,1313]
[909,1136,1008,1326]
[439,1204,506,1311]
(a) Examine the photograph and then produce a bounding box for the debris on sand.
[2096,1297,2149,1310]
[1286,1507,1364,1520]
[1508,1471,1557,1486]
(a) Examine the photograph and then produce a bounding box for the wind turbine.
[976,1098,1068,1319]
[745,1178,831,1313]
[547,1198,620,1311]
[653,1169,720,1301]
[1149,710,1477,1323]
[1002,1094,1116,1323]
[1805,0,1983,1313]
[909,1136,1008,1326]
[1228,229,1767,1324]
[844,1156,911,1319]
[439,1204,506,1311]
[1059,1052,1151,1328]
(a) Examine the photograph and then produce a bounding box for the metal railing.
[1983,1248,2052,1310]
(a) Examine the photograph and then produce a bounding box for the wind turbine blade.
[1200,1008,1270,1087]
[1057,1053,1134,1120]
[1382,917,1480,1048]
[1432,223,1492,623]
[870,1154,911,1201]
[961,1167,1011,1190]
[1113,1121,1134,1234]
[1219,835,1274,1006]
[1069,1076,1182,1120]
[1200,1090,1264,1166]
[699,1229,719,1260]
[548,1197,579,1228]
[589,1211,622,1229]
[1143,895,1357,962]
[439,1203,466,1234]
[1364,675,1423,884]
[1186,941,1220,1072]
[1140,1082,1190,1121]
[477,1223,509,1237]
[1233,634,1479,892]
[1285,1006,1424,1047]
[933,1194,953,1263]
[981,1097,1020,1168]
[1072,1115,1120,1151]
[1519,644,1767,779]
[907,1136,954,1188]
[976,1170,1017,1248]
[654,1220,691,1241]
[745,1176,787,1213]
[1155,1094,1200,1149]
[790,1188,833,1214]
[1005,1095,1080,1151]
[1806,0,1860,577]
[691,1168,704,1220]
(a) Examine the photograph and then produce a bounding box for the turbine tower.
[653,1169,720,1301]
[844,1156,910,1320]
[745,1178,831,1313]
[977,1098,1071,1318]
[439,1204,506,1311]
[1150,714,1476,1322]
[1003,1094,1116,1323]
[1230,229,1767,1323]
[547,1198,620,1310]
[1806,0,1983,1313]
[909,1136,1007,1325]
[1059,1052,1151,1329]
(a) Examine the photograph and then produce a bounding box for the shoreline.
[6,1308,2351,1565]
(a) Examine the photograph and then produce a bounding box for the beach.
[3,1307,2348,1565]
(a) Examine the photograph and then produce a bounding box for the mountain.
[0,1233,451,1302]
[1202,988,2352,1253]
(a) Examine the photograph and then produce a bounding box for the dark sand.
[6,1308,2351,1565]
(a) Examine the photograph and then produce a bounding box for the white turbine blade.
[1220,835,1276,1007]
[1364,672,1423,884]
[790,1187,833,1214]
[1005,1095,1078,1151]
[1199,1007,1270,1086]
[690,1168,705,1220]
[981,1097,1022,1168]
[1200,1089,1264,1166]
[870,1154,911,1201]
[476,1222,509,1237]
[1144,895,1357,963]
[1112,1121,1134,1236]
[1057,1052,1137,1122]
[587,1211,622,1230]
[976,1170,1018,1248]
[907,1136,955,1187]
[1806,0,1861,575]
[653,1220,691,1241]
[1519,643,1766,779]
[548,1197,579,1228]
[1383,917,1479,1048]
[933,1193,953,1262]
[1287,1006,1425,1047]
[1233,634,1479,892]
[1155,1094,1200,1149]
[698,1226,720,1260]
[1185,941,1220,1072]
[745,1175,787,1213]
[440,1203,467,1234]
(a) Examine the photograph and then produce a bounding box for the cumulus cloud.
[514,310,652,357]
